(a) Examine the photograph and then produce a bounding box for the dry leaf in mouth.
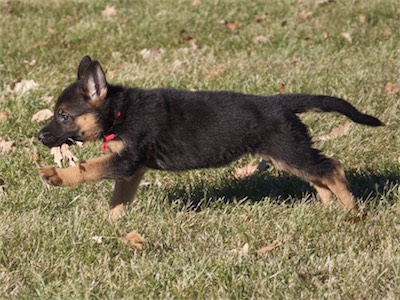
[51,143,80,168]
[119,230,145,250]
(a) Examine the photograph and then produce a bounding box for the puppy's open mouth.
[65,135,84,146]
[67,137,81,145]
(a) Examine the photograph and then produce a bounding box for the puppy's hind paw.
[40,166,63,186]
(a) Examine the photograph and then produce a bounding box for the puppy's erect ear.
[84,61,107,107]
[77,56,92,80]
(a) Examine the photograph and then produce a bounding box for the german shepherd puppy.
[39,56,383,220]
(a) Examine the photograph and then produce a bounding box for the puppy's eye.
[58,110,70,122]
[61,113,70,122]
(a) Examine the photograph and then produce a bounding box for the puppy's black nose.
[38,130,56,146]
[38,131,46,141]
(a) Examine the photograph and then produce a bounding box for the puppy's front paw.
[108,204,126,222]
[40,166,63,186]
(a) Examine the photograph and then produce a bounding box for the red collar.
[102,111,121,153]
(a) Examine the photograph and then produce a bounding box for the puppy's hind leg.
[263,152,356,211]
[260,139,355,211]
[109,167,147,222]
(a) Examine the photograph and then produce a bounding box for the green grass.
[1,0,399,298]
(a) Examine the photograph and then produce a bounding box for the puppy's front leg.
[40,154,115,187]
[109,167,147,222]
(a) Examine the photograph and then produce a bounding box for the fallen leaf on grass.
[357,14,366,23]
[226,21,239,31]
[341,32,352,43]
[101,5,117,19]
[384,82,398,95]
[51,143,80,168]
[299,10,313,20]
[31,109,53,122]
[32,40,50,49]
[204,67,226,78]
[384,28,392,37]
[258,240,281,254]
[139,48,165,60]
[172,59,184,71]
[0,138,14,156]
[234,159,268,180]
[234,160,258,180]
[119,230,145,250]
[258,234,294,254]
[252,35,268,44]
[0,109,10,123]
[315,122,352,141]
[278,83,286,93]
[219,20,239,31]
[48,27,57,35]
[24,59,36,67]
[8,79,38,94]
[254,14,267,23]
[92,236,103,244]
[229,243,249,257]
[29,148,39,162]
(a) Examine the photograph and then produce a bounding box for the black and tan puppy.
[39,56,383,220]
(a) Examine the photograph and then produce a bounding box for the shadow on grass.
[165,169,400,211]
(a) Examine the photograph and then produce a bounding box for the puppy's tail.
[281,94,384,126]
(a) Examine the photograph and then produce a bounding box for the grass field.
[1,0,399,298]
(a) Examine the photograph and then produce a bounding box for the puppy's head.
[38,56,108,148]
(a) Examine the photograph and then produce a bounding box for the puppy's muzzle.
[38,130,58,148]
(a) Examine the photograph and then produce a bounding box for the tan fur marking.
[107,140,126,154]
[263,155,310,180]
[109,167,147,222]
[40,154,113,186]
[75,113,101,141]
[320,163,356,211]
